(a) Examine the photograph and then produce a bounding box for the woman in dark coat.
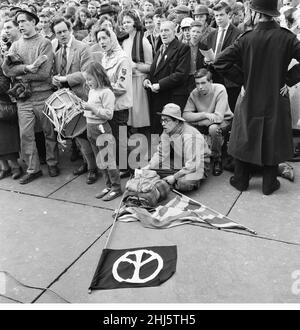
[213,0,300,195]
[0,62,22,179]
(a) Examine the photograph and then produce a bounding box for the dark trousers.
[234,158,278,193]
[227,87,241,113]
[109,109,129,170]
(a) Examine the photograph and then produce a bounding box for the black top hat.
[250,0,280,17]
[16,8,40,24]
[99,4,115,16]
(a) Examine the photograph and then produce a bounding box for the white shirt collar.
[66,35,73,49]
[219,23,230,32]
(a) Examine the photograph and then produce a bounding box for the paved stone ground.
[1,152,300,304]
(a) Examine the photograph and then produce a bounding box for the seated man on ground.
[183,68,233,176]
[144,103,211,192]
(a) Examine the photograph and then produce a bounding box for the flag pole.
[104,191,126,250]
[171,189,257,235]
[88,191,126,294]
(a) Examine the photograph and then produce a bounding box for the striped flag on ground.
[117,194,257,235]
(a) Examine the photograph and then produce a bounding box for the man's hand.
[52,75,67,87]
[25,64,39,74]
[204,57,213,65]
[151,83,160,93]
[25,55,48,74]
[143,79,152,89]
[163,175,176,185]
[280,84,289,97]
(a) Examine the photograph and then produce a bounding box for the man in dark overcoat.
[213,0,300,195]
[145,20,191,134]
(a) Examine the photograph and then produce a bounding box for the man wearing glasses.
[144,103,211,192]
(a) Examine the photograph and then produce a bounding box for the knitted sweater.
[2,33,53,94]
[84,88,115,124]
[183,84,233,124]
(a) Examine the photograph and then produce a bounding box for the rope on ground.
[0,270,71,304]
[0,293,23,304]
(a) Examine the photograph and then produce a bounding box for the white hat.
[180,17,194,28]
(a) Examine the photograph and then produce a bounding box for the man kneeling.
[183,69,233,176]
[144,103,211,192]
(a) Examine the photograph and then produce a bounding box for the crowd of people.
[0,0,299,201]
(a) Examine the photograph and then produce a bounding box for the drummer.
[52,17,99,185]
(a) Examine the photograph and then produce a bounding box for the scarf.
[131,29,145,63]
[102,29,128,72]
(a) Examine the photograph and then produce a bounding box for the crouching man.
[144,103,211,192]
[183,69,233,176]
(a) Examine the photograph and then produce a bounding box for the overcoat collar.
[154,38,178,75]
[255,20,280,31]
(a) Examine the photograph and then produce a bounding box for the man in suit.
[52,17,91,101]
[52,17,98,184]
[144,20,191,134]
[206,1,241,112]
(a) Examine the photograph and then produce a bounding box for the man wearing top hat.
[144,103,211,192]
[2,8,59,184]
[214,0,300,195]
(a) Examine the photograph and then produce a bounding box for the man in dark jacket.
[206,1,241,112]
[213,0,300,195]
[144,20,191,134]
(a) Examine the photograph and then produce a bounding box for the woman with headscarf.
[97,27,133,177]
[120,9,153,131]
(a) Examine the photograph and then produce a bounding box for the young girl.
[83,62,122,201]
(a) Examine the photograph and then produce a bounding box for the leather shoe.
[102,189,122,201]
[212,159,223,176]
[19,170,43,185]
[73,163,88,176]
[86,168,98,184]
[278,163,294,182]
[229,176,248,192]
[0,168,11,180]
[11,167,23,180]
[48,165,60,177]
[263,179,280,195]
[95,188,111,199]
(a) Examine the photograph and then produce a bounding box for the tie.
[156,44,167,68]
[60,45,67,76]
[215,28,226,55]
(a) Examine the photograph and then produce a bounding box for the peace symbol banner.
[89,246,177,290]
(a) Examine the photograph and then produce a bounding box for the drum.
[44,89,86,142]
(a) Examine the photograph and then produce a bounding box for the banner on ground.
[89,246,177,291]
[117,195,257,235]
